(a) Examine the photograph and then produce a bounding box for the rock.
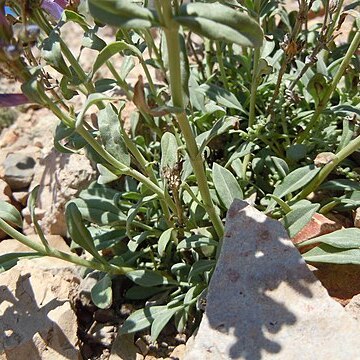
[11,191,28,207]
[0,255,80,359]
[90,324,116,347]
[169,344,186,360]
[184,200,360,360]
[0,179,12,202]
[30,148,96,236]
[110,333,144,360]
[345,294,360,323]
[311,263,360,305]
[77,270,103,308]
[3,153,36,190]
[291,212,342,250]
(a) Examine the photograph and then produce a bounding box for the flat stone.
[3,153,35,190]
[0,257,80,359]
[184,200,360,360]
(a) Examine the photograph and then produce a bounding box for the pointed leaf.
[91,41,141,78]
[175,3,263,47]
[303,244,360,265]
[213,163,243,209]
[151,305,182,341]
[197,84,243,110]
[0,252,40,273]
[158,228,174,257]
[126,270,177,287]
[66,202,105,263]
[0,201,22,227]
[299,228,360,249]
[119,306,167,335]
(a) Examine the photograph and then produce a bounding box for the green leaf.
[197,116,235,152]
[281,201,320,238]
[320,179,360,191]
[303,244,360,265]
[89,0,159,29]
[27,186,49,247]
[97,164,119,185]
[267,165,321,211]
[119,306,167,335]
[63,9,89,29]
[0,201,22,227]
[82,28,107,51]
[175,3,263,47]
[197,84,243,110]
[76,93,112,128]
[213,163,243,209]
[70,197,127,226]
[126,270,177,287]
[158,228,174,257]
[0,252,40,273]
[286,144,307,162]
[151,305,182,341]
[125,286,169,300]
[298,228,360,249]
[66,203,105,263]
[90,41,141,78]
[177,235,218,250]
[188,259,216,281]
[160,132,178,172]
[91,273,113,309]
[42,29,72,77]
[98,104,130,166]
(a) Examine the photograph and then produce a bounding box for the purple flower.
[0,94,30,107]
[41,0,68,20]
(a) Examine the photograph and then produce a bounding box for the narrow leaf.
[213,163,243,209]
[298,228,360,249]
[91,41,141,78]
[303,244,360,265]
[126,270,177,287]
[175,3,263,47]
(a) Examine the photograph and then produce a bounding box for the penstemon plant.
[0,0,360,340]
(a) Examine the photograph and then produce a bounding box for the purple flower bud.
[0,94,30,107]
[41,0,67,20]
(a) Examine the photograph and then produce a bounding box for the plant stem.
[296,29,360,143]
[0,219,133,274]
[162,2,224,240]
[76,125,177,213]
[215,41,228,90]
[295,133,360,199]
[242,1,261,179]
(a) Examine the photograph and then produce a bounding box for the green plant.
[0,0,360,340]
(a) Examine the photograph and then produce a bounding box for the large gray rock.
[184,200,360,360]
[3,153,35,190]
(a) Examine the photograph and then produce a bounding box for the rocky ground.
[0,2,359,359]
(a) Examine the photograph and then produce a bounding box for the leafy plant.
[0,0,359,341]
